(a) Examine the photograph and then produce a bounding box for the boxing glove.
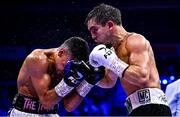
[86,63,105,85]
[55,60,90,97]
[76,63,105,97]
[89,44,129,78]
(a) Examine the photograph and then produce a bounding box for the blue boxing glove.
[55,60,90,97]
[63,60,90,87]
[76,63,105,97]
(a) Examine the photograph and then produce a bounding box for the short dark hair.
[61,36,89,62]
[85,3,122,26]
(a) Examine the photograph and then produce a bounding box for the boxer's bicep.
[27,56,50,98]
[129,49,149,72]
[127,34,149,69]
[31,64,61,108]
[26,55,60,108]
[123,36,150,86]
[26,53,50,96]
[31,73,51,100]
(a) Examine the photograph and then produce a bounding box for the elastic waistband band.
[125,88,168,114]
[12,93,58,114]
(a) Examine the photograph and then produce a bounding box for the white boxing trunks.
[9,108,59,117]
[125,88,168,114]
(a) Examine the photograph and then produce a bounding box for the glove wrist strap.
[108,57,129,78]
[76,80,94,97]
[55,79,74,97]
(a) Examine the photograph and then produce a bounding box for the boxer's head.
[56,37,89,71]
[85,3,122,45]
[85,3,122,27]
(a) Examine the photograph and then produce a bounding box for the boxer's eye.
[90,27,98,34]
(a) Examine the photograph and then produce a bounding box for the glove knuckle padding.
[64,60,90,87]
[89,44,106,67]
[89,44,129,78]
[89,44,113,67]
[54,60,91,97]
[86,63,105,85]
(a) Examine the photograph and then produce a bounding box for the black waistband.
[12,93,58,114]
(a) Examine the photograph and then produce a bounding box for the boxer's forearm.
[39,89,63,109]
[96,70,118,88]
[63,90,84,112]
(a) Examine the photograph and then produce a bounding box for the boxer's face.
[87,18,111,45]
[56,48,72,72]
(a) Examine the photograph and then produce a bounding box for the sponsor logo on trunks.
[159,94,168,103]
[125,98,132,113]
[23,97,55,113]
[137,89,151,104]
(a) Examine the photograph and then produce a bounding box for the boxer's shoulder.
[24,49,49,73]
[28,49,47,60]
[26,49,48,64]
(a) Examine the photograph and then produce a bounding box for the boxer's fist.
[55,60,90,97]
[89,44,129,78]
[75,63,105,97]
[86,63,105,85]
[89,44,118,68]
[64,60,90,87]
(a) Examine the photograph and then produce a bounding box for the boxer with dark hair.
[8,37,95,116]
[84,3,172,116]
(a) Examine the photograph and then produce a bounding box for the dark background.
[0,0,180,116]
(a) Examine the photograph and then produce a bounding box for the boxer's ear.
[58,48,68,57]
[106,20,114,30]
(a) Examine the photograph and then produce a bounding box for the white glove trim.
[76,80,94,97]
[55,79,74,97]
[109,57,129,78]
